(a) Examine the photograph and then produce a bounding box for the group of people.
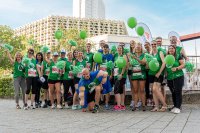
[8,36,188,114]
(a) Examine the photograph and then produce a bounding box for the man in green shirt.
[85,43,94,71]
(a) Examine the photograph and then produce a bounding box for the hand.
[171,67,177,72]
[132,54,136,59]
[118,74,122,80]
[155,72,161,78]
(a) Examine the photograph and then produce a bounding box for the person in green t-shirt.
[41,50,51,108]
[72,50,86,110]
[149,41,167,112]
[113,44,128,111]
[7,51,26,109]
[166,45,185,114]
[127,40,136,108]
[85,42,94,71]
[63,51,75,108]
[130,43,146,111]
[24,48,38,110]
[44,52,63,109]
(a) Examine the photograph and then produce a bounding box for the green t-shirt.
[48,61,60,80]
[166,56,184,80]
[25,58,37,78]
[43,60,50,76]
[75,59,86,78]
[114,54,127,79]
[13,61,25,78]
[63,60,73,80]
[36,61,43,76]
[85,52,94,71]
[131,53,146,80]
[58,57,68,61]
[176,46,182,59]
[148,51,164,76]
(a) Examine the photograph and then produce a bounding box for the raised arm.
[6,51,14,64]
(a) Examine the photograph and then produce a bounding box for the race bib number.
[100,64,107,71]
[28,68,37,77]
[59,69,65,74]
[114,68,119,76]
[132,65,141,72]
[45,68,50,75]
[86,63,91,69]
[52,66,59,74]
[68,71,73,79]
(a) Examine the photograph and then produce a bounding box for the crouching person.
[78,68,109,113]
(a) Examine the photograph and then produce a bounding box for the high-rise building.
[14,15,127,45]
[73,0,105,19]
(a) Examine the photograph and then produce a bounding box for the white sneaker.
[173,108,181,114]
[24,105,28,110]
[170,107,176,113]
[30,103,36,109]
[51,104,56,109]
[130,101,134,107]
[57,105,63,109]
[137,101,142,107]
[64,104,70,109]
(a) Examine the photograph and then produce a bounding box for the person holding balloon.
[166,45,185,114]
[113,45,128,111]
[44,52,63,109]
[72,50,86,110]
[7,51,26,109]
[24,48,37,110]
[130,43,147,111]
[148,41,167,112]
[128,40,136,108]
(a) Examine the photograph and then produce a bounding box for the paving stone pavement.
[1,99,200,133]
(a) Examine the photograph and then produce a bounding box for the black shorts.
[42,75,49,89]
[114,78,126,94]
[87,90,95,104]
[48,79,60,84]
[74,77,81,84]
[128,70,132,75]
[149,75,164,84]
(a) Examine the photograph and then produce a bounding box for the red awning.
[180,32,200,42]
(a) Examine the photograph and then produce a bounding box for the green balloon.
[116,57,126,68]
[55,29,63,40]
[127,17,137,29]
[136,26,144,36]
[68,40,77,46]
[80,30,87,39]
[93,52,102,63]
[164,55,175,66]
[149,59,159,72]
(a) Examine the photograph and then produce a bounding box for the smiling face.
[170,36,178,45]
[73,50,78,59]
[117,45,123,54]
[61,53,66,58]
[168,45,176,55]
[67,52,73,60]
[15,52,22,62]
[151,41,157,50]
[144,42,150,51]
[28,49,34,58]
[86,43,91,51]
[130,40,135,48]
[135,43,142,53]
[156,38,162,46]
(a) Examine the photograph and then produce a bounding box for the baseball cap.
[47,50,51,53]
[60,49,66,53]
[53,52,59,56]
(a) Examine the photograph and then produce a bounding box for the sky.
[0,0,200,55]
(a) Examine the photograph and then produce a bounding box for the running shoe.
[104,104,110,110]
[113,105,121,111]
[92,105,100,113]
[120,105,126,111]
[51,104,56,109]
[72,105,78,110]
[173,108,181,114]
[57,105,63,109]
[130,101,134,107]
[24,104,28,110]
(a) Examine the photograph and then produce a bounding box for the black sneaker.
[92,105,99,113]
[42,103,48,108]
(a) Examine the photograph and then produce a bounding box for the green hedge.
[0,76,14,98]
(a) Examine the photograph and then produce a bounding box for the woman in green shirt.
[24,48,37,110]
[7,51,26,109]
[131,43,146,111]
[113,45,128,111]
[166,45,185,114]
[72,50,86,110]
[44,52,62,109]
[149,41,167,112]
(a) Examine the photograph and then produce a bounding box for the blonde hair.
[134,43,144,53]
[15,52,23,61]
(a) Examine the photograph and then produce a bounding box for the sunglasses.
[28,52,34,54]
[151,44,157,46]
